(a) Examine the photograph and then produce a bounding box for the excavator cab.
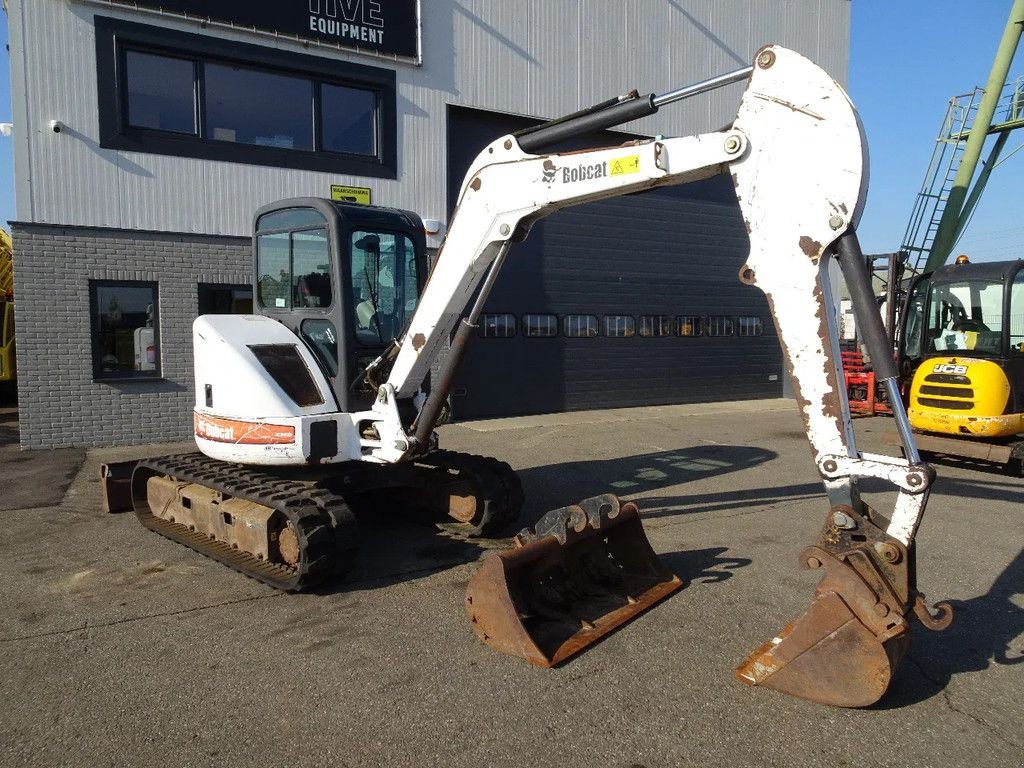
[251,198,428,414]
[898,258,1024,468]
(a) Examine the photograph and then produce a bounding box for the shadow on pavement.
[0,407,88,510]
[325,446,770,593]
[875,547,1024,709]
[930,473,1024,505]
[516,444,778,526]
[659,546,752,585]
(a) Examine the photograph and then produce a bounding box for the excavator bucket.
[465,494,682,667]
[736,505,952,707]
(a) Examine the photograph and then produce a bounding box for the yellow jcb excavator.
[0,230,15,392]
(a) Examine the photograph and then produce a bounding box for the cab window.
[256,208,332,310]
[350,230,419,346]
[1010,270,1024,354]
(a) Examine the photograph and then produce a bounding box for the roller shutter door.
[446,106,783,419]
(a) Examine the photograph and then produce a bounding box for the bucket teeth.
[736,504,952,707]
[465,494,682,667]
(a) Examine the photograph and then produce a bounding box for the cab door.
[1006,266,1024,415]
[253,204,348,410]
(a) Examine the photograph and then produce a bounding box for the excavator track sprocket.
[400,450,524,537]
[131,453,358,592]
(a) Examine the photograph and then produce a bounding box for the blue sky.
[0,2,1020,262]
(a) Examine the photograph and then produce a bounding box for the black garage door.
[446,106,783,419]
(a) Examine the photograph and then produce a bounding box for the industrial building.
[6,0,850,448]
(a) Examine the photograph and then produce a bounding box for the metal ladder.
[899,76,1024,275]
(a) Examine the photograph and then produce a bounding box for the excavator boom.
[114,44,950,707]
[384,45,950,705]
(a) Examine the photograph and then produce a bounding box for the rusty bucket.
[465,494,683,667]
[736,506,952,707]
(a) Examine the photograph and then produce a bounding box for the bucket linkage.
[736,503,952,707]
[465,494,682,667]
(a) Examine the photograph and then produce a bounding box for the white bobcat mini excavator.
[104,46,952,708]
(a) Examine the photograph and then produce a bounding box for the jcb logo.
[933,363,968,376]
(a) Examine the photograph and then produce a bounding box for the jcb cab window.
[350,231,419,346]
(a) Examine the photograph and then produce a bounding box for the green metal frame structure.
[900,0,1024,275]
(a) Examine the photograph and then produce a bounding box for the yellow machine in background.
[899,256,1024,471]
[0,230,15,387]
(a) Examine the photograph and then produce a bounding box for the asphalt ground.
[0,400,1021,767]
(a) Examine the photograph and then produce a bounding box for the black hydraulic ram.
[833,230,921,463]
[518,65,754,153]
[411,65,755,450]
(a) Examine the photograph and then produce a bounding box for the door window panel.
[351,231,419,345]
[603,315,635,338]
[257,232,291,309]
[302,318,339,377]
[1010,271,1024,354]
[292,230,332,308]
[638,315,671,337]
[563,314,599,338]
[480,313,517,338]
[522,314,558,338]
[677,316,703,337]
[706,316,735,337]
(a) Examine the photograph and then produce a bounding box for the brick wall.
[12,223,249,449]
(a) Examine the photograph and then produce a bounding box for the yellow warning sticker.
[609,155,641,176]
[330,185,372,205]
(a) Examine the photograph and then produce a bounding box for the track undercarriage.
[126,450,523,592]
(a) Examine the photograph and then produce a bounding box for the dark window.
[706,316,735,337]
[480,313,517,338]
[523,314,558,338]
[677,316,703,337]
[639,315,672,337]
[247,344,324,407]
[563,314,599,338]
[125,51,196,134]
[204,64,313,150]
[96,16,397,177]
[603,315,635,338]
[302,319,339,377]
[198,284,253,315]
[90,281,160,380]
[321,83,377,156]
[737,316,764,337]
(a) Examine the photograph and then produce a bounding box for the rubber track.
[133,453,357,592]
[417,451,524,536]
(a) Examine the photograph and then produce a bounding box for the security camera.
[49,120,64,133]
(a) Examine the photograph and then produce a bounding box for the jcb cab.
[899,256,1024,471]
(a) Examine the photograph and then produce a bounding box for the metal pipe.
[652,65,754,107]
[885,378,921,464]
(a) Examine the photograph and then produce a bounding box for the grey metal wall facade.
[7,1,850,447]
[8,1,850,235]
